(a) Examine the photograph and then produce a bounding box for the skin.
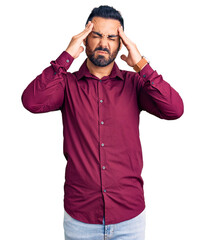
[66,17,143,79]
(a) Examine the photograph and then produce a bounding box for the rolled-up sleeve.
[21,51,74,113]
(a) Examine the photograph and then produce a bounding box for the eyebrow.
[92,31,118,38]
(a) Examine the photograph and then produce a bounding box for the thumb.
[75,46,84,58]
[120,54,127,62]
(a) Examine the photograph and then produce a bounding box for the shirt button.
[66,59,70,63]
[151,81,154,85]
[104,189,107,193]
[100,99,103,103]
[99,80,102,82]
[101,121,104,125]
[101,143,104,147]
[102,166,106,170]
[143,74,146,78]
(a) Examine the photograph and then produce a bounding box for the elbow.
[167,89,184,120]
[21,96,33,113]
[21,91,39,113]
[172,104,184,119]
[21,91,54,113]
[173,97,184,119]
[177,103,184,119]
[164,98,184,120]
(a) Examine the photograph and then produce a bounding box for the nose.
[99,36,109,48]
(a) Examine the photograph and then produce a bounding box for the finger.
[78,46,84,53]
[118,26,130,47]
[77,46,84,56]
[77,21,94,39]
[73,46,84,59]
[120,54,127,62]
[118,30,129,46]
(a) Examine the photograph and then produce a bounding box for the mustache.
[95,47,110,54]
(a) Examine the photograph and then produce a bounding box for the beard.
[85,39,121,67]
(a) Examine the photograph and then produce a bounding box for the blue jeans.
[63,209,146,240]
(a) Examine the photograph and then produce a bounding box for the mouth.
[96,50,108,55]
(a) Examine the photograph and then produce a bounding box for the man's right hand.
[65,21,94,59]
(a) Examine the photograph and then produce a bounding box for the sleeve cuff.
[55,51,74,71]
[139,63,154,79]
[138,63,159,87]
[50,51,74,73]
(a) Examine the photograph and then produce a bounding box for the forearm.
[137,64,184,120]
[21,51,74,113]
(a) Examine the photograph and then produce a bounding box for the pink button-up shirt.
[21,51,184,225]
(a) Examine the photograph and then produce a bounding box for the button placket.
[98,79,107,196]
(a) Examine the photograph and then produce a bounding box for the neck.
[86,58,114,79]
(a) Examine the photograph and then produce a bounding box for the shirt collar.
[76,59,124,81]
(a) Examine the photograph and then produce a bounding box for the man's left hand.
[118,26,142,67]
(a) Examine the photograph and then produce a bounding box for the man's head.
[85,5,124,30]
[83,5,124,67]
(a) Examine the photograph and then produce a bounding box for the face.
[84,17,122,67]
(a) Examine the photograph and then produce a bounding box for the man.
[21,5,184,240]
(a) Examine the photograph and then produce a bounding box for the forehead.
[91,17,121,35]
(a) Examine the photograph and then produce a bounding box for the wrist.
[133,56,148,72]
[134,55,142,64]
[65,48,72,55]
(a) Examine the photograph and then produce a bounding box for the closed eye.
[108,37,116,41]
[92,32,102,37]
[92,31,118,41]
[108,35,118,41]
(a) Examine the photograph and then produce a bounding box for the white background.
[1,0,205,239]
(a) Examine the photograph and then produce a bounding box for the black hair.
[85,5,124,30]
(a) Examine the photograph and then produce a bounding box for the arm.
[118,26,184,120]
[21,21,94,113]
[137,64,184,120]
[21,52,74,113]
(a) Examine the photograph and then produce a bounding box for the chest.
[63,77,139,125]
